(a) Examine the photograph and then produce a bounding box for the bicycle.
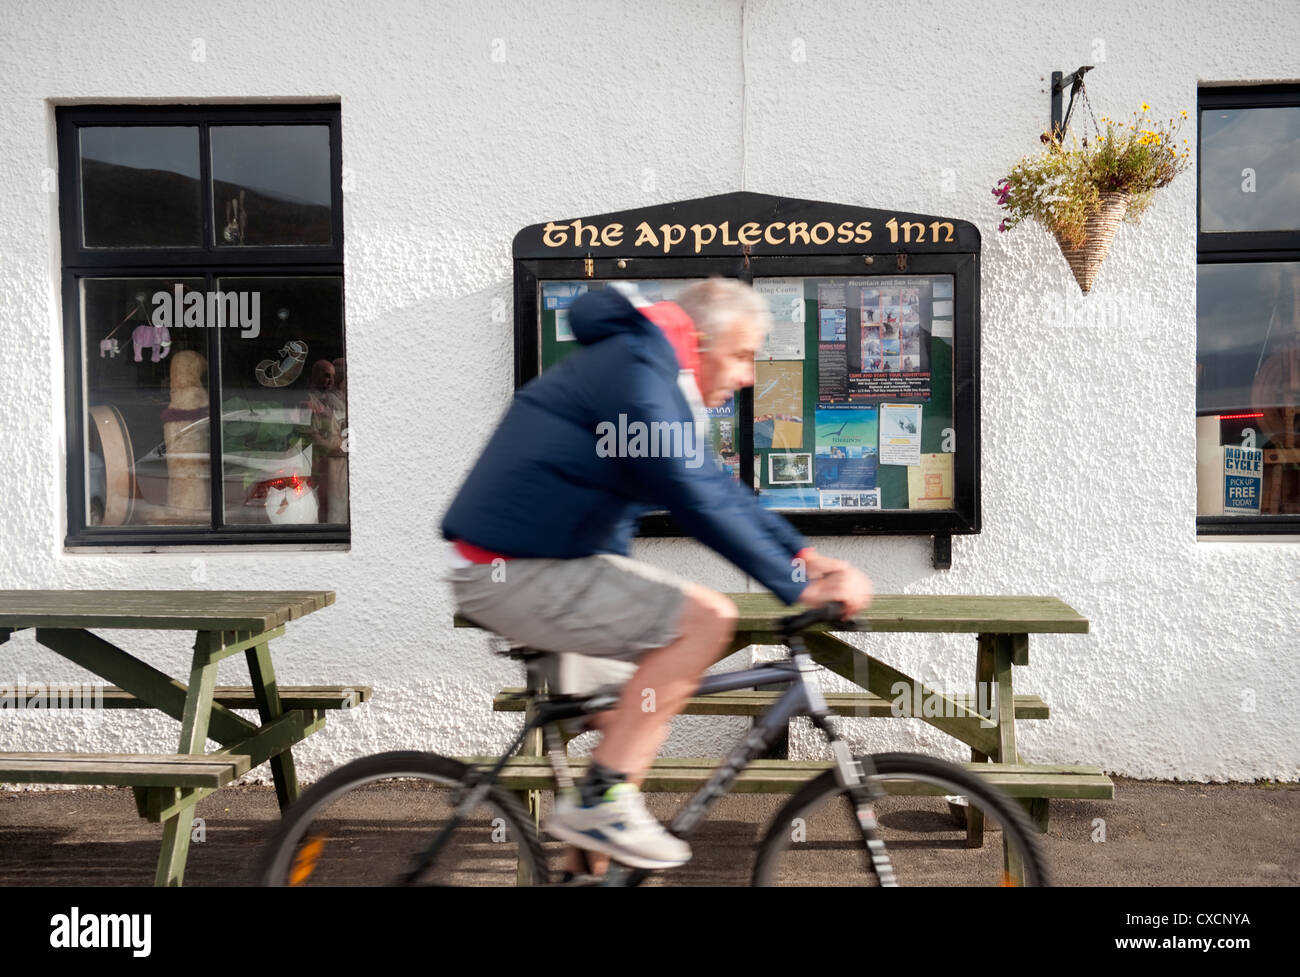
[260,602,1049,886]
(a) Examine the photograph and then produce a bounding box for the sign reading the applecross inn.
[513,191,981,259]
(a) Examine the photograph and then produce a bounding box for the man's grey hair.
[674,278,771,347]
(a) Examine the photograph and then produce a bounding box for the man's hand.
[797,564,873,619]
[799,547,854,581]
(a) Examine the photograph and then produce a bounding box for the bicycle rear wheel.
[260,751,549,886]
[752,752,1049,886]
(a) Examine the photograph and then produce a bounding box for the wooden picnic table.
[723,594,1095,807]
[0,590,369,886]
[460,591,1110,883]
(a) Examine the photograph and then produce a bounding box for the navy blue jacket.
[441,288,808,603]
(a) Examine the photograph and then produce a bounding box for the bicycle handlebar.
[777,600,858,638]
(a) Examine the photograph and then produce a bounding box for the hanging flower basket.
[993,102,1191,294]
[1052,190,1131,293]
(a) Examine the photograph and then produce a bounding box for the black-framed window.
[512,193,982,565]
[1197,86,1300,533]
[58,104,348,546]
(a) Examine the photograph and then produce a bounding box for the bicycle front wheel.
[752,752,1049,886]
[260,751,549,886]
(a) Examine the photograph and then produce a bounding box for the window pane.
[1196,262,1300,515]
[754,275,955,513]
[79,127,202,248]
[1199,106,1300,232]
[217,277,347,525]
[211,126,332,246]
[81,278,210,526]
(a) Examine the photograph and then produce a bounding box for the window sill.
[64,527,350,551]
[1196,515,1300,537]
[64,541,350,555]
[1195,534,1300,543]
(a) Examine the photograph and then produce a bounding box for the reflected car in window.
[131,405,319,525]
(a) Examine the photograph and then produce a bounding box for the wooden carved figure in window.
[161,350,210,519]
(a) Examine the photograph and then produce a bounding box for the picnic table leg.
[735,631,790,761]
[244,632,300,810]
[155,630,222,886]
[992,633,1026,885]
[513,662,546,886]
[962,634,996,848]
[1024,797,1050,833]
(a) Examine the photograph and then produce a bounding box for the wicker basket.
[1053,191,1131,293]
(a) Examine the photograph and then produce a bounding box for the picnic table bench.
[458,592,1113,880]
[0,590,370,886]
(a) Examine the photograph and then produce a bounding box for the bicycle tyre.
[260,750,549,886]
[751,752,1050,886]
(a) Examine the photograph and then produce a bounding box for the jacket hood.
[569,288,661,346]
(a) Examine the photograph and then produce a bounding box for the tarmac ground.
[0,776,1296,886]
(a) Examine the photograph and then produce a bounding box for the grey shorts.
[447,551,691,694]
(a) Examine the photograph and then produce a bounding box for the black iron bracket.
[932,533,952,570]
[1051,66,1094,140]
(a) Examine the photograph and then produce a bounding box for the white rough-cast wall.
[0,0,1296,784]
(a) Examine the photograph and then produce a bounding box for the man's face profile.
[696,315,762,407]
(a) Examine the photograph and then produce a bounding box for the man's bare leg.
[561,585,737,876]
[595,585,737,773]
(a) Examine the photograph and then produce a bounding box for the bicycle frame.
[431,631,898,887]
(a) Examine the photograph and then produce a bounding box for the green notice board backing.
[515,192,981,565]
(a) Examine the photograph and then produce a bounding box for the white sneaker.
[544,782,691,870]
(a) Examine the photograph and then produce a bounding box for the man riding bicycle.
[441,278,873,876]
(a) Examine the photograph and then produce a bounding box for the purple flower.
[992,181,1011,205]
[998,219,1008,232]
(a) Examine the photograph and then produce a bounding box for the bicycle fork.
[790,640,899,888]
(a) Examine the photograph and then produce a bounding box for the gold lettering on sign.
[634,221,659,248]
[536,214,945,251]
[572,219,599,247]
[887,219,927,244]
[659,224,686,253]
[691,223,718,252]
[543,221,568,247]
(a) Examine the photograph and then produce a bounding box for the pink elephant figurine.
[99,338,120,358]
[132,324,171,363]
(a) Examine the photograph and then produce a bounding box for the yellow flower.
[1141,102,1150,112]
[1180,110,1188,118]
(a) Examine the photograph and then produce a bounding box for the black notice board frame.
[512,191,981,546]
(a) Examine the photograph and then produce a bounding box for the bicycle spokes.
[753,754,1048,886]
